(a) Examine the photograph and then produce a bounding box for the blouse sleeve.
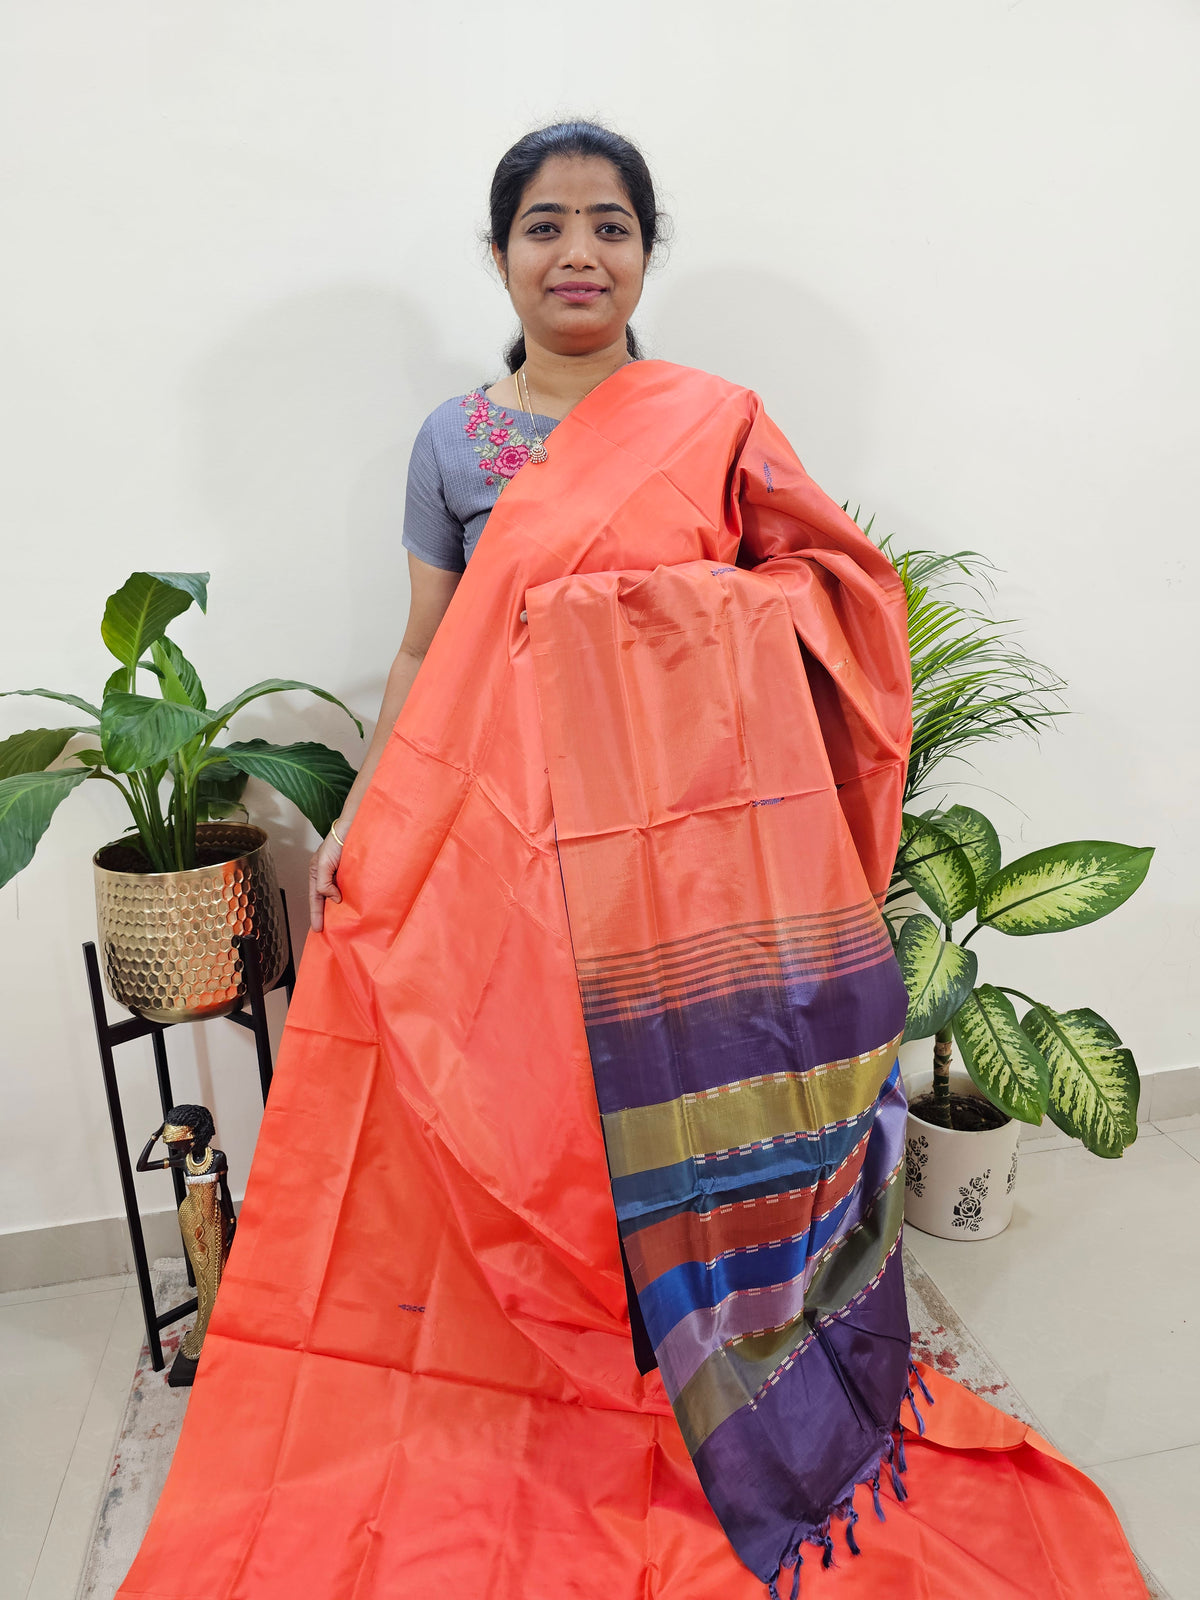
[401,412,467,573]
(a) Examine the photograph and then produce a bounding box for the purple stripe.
[690,1244,911,1581]
[653,1075,907,1397]
[587,955,908,1115]
[579,923,893,1020]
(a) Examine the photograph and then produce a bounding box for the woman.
[122,123,1144,1600]
[306,123,661,934]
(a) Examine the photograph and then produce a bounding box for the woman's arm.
[308,553,461,930]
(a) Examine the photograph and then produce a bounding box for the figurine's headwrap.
[161,1104,215,1147]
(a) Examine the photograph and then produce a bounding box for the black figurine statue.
[136,1104,235,1387]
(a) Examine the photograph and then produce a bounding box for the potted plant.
[894,804,1150,1237]
[0,569,362,1023]
[873,536,1153,1237]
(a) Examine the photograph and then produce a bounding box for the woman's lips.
[551,284,606,303]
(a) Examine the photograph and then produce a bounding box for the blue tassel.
[822,1534,835,1569]
[790,1553,803,1600]
[896,1428,907,1473]
[768,1578,780,1600]
[871,1470,886,1522]
[905,1386,927,1437]
[891,1463,908,1502]
[911,1363,936,1407]
[845,1508,861,1556]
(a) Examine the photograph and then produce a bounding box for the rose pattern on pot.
[905,1133,929,1198]
[951,1169,991,1233]
[1006,1148,1020,1196]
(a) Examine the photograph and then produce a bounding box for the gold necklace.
[516,357,634,467]
[186,1145,215,1175]
[515,366,549,464]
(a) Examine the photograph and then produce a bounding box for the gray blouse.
[401,385,561,573]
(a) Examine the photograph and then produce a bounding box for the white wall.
[2,0,1197,1235]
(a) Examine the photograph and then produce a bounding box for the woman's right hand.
[308,831,344,932]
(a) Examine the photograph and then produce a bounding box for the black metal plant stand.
[83,891,296,1371]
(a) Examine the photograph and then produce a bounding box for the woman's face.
[493,155,648,358]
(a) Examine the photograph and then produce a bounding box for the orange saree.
[119,361,1145,1598]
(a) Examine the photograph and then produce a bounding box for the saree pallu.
[119,361,1145,1599]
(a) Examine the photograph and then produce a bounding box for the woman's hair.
[487,119,667,374]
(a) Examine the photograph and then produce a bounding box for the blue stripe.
[611,1074,893,1230]
[636,1178,865,1346]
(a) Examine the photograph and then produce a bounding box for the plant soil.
[96,841,246,875]
[909,1091,1010,1133]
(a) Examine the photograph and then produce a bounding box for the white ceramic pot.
[902,1066,1022,1241]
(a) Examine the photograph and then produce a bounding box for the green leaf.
[219,739,357,835]
[146,571,208,612]
[951,983,1050,1124]
[1020,1004,1139,1158]
[896,914,979,1041]
[100,572,209,672]
[207,679,364,738]
[0,768,91,887]
[194,750,250,822]
[1,687,101,719]
[930,804,1001,890]
[0,727,77,779]
[100,693,211,773]
[896,813,977,923]
[976,841,1154,936]
[151,637,206,710]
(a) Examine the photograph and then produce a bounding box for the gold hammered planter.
[93,822,287,1024]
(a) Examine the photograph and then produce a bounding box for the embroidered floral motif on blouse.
[459,389,538,491]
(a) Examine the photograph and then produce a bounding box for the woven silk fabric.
[528,560,912,1580]
[119,362,1147,1599]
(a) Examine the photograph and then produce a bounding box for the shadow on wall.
[181,285,480,955]
[648,266,876,486]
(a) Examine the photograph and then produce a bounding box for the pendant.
[529,441,549,465]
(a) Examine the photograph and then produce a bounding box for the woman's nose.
[559,222,598,269]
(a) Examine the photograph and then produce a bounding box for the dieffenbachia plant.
[0,570,362,881]
[888,803,1152,1157]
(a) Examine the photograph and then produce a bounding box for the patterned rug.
[76,1248,1158,1598]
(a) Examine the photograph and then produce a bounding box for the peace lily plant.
[876,536,1153,1159]
[0,570,362,883]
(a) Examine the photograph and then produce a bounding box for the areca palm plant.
[877,536,1067,809]
[871,529,1153,1155]
[0,570,361,883]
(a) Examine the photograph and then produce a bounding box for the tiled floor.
[3,1117,1199,1600]
[0,1275,143,1600]
[907,1111,1200,1600]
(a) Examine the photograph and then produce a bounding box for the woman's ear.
[491,241,508,287]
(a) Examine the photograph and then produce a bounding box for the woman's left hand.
[308,832,344,932]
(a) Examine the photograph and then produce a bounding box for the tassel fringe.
[845,1507,861,1556]
[764,1361,934,1594]
[789,1552,803,1600]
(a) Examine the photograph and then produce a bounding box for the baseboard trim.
[0,1208,188,1294]
[5,1065,1198,1294]
[897,1055,1198,1130]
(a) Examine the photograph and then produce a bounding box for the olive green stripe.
[671,1167,905,1455]
[601,1036,900,1180]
